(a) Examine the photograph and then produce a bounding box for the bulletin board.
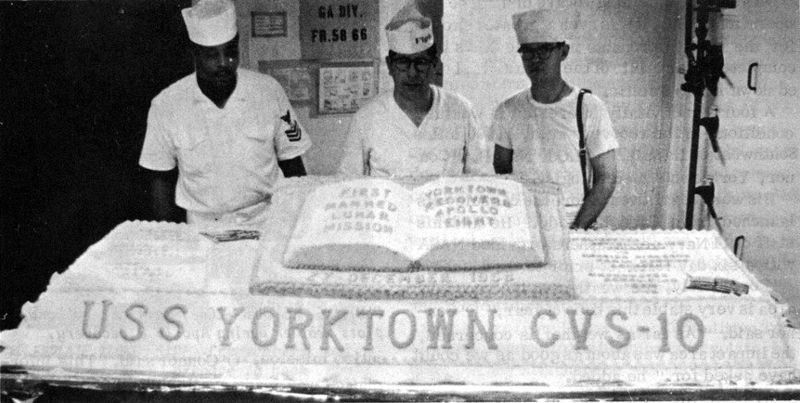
[259,59,379,116]
[258,60,316,106]
[317,60,378,115]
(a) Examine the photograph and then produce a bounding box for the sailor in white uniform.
[338,2,492,177]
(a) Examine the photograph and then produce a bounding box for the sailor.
[338,1,492,177]
[139,0,311,225]
[491,9,618,229]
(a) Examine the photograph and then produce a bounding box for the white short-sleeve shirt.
[338,85,492,177]
[491,86,618,220]
[139,69,311,217]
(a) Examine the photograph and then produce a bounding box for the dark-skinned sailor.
[139,0,311,225]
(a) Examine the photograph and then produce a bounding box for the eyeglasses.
[391,57,436,72]
[518,43,563,60]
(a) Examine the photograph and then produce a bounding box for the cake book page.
[284,178,416,259]
[411,177,533,249]
[282,177,544,271]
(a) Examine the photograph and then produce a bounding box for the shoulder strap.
[577,89,591,199]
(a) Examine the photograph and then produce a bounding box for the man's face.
[518,42,567,81]
[193,36,239,88]
[386,49,438,97]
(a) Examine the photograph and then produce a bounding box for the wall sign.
[299,0,380,60]
[318,61,377,115]
[251,12,288,38]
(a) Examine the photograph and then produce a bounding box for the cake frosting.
[1,177,798,390]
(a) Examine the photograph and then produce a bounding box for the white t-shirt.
[139,69,311,220]
[338,85,492,177]
[491,86,618,221]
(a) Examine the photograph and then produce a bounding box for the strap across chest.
[577,88,591,199]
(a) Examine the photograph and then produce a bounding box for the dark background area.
[1,0,192,330]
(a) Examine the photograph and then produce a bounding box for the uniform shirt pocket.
[236,122,272,169]
[174,128,211,176]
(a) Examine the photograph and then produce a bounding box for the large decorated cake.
[1,176,798,393]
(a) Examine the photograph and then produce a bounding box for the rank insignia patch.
[281,110,302,142]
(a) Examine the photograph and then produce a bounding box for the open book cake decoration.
[282,177,547,271]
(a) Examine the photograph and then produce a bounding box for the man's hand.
[278,156,307,177]
[572,150,617,229]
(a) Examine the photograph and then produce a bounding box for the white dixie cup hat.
[182,0,238,47]
[512,9,569,45]
[386,1,434,54]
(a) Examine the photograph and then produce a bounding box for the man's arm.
[272,84,312,177]
[278,156,307,177]
[147,169,183,222]
[572,149,617,229]
[493,144,514,174]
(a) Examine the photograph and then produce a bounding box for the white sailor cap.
[182,0,238,47]
[386,1,434,54]
[512,9,568,45]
